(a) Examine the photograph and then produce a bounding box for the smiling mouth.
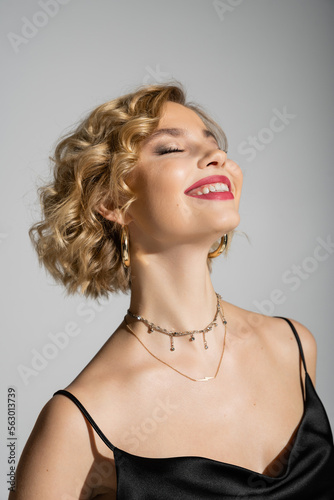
[188,182,230,196]
[185,175,234,200]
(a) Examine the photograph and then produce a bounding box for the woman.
[10,84,334,499]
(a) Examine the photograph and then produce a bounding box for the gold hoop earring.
[208,234,228,259]
[121,225,130,268]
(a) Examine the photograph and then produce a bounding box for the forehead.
[158,101,205,129]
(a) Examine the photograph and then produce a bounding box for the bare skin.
[9,310,316,499]
[9,102,317,499]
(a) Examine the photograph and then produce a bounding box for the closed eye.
[156,147,185,155]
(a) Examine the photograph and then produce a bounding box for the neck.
[128,246,220,335]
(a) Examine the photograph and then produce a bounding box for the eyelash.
[156,146,227,155]
[157,147,185,155]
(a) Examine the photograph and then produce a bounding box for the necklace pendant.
[203,331,208,350]
[127,291,224,355]
[197,376,214,382]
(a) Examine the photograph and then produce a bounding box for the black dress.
[54,318,334,499]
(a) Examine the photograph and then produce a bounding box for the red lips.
[184,175,231,194]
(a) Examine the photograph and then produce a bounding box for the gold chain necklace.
[127,292,225,351]
[124,301,227,382]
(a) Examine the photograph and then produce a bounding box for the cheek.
[129,169,186,229]
[141,164,187,203]
[229,160,243,181]
[229,162,243,205]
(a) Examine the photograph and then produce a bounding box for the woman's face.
[127,101,243,252]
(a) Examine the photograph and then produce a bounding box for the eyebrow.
[145,127,218,144]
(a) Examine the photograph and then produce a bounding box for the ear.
[97,204,133,225]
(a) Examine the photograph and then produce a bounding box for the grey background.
[1,0,333,490]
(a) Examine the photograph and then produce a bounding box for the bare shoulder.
[285,318,317,383]
[10,392,111,500]
[10,324,140,499]
[62,321,180,454]
[223,302,317,383]
[266,316,317,383]
[266,315,317,383]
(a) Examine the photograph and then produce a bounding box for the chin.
[214,212,240,234]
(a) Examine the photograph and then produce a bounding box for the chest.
[111,367,304,475]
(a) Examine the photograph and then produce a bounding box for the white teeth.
[219,183,229,192]
[189,182,230,196]
[192,182,229,195]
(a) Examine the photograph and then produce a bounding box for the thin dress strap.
[53,389,115,452]
[274,317,308,374]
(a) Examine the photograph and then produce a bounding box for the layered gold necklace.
[124,293,227,382]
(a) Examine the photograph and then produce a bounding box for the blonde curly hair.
[29,83,229,299]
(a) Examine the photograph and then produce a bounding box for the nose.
[198,147,227,169]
